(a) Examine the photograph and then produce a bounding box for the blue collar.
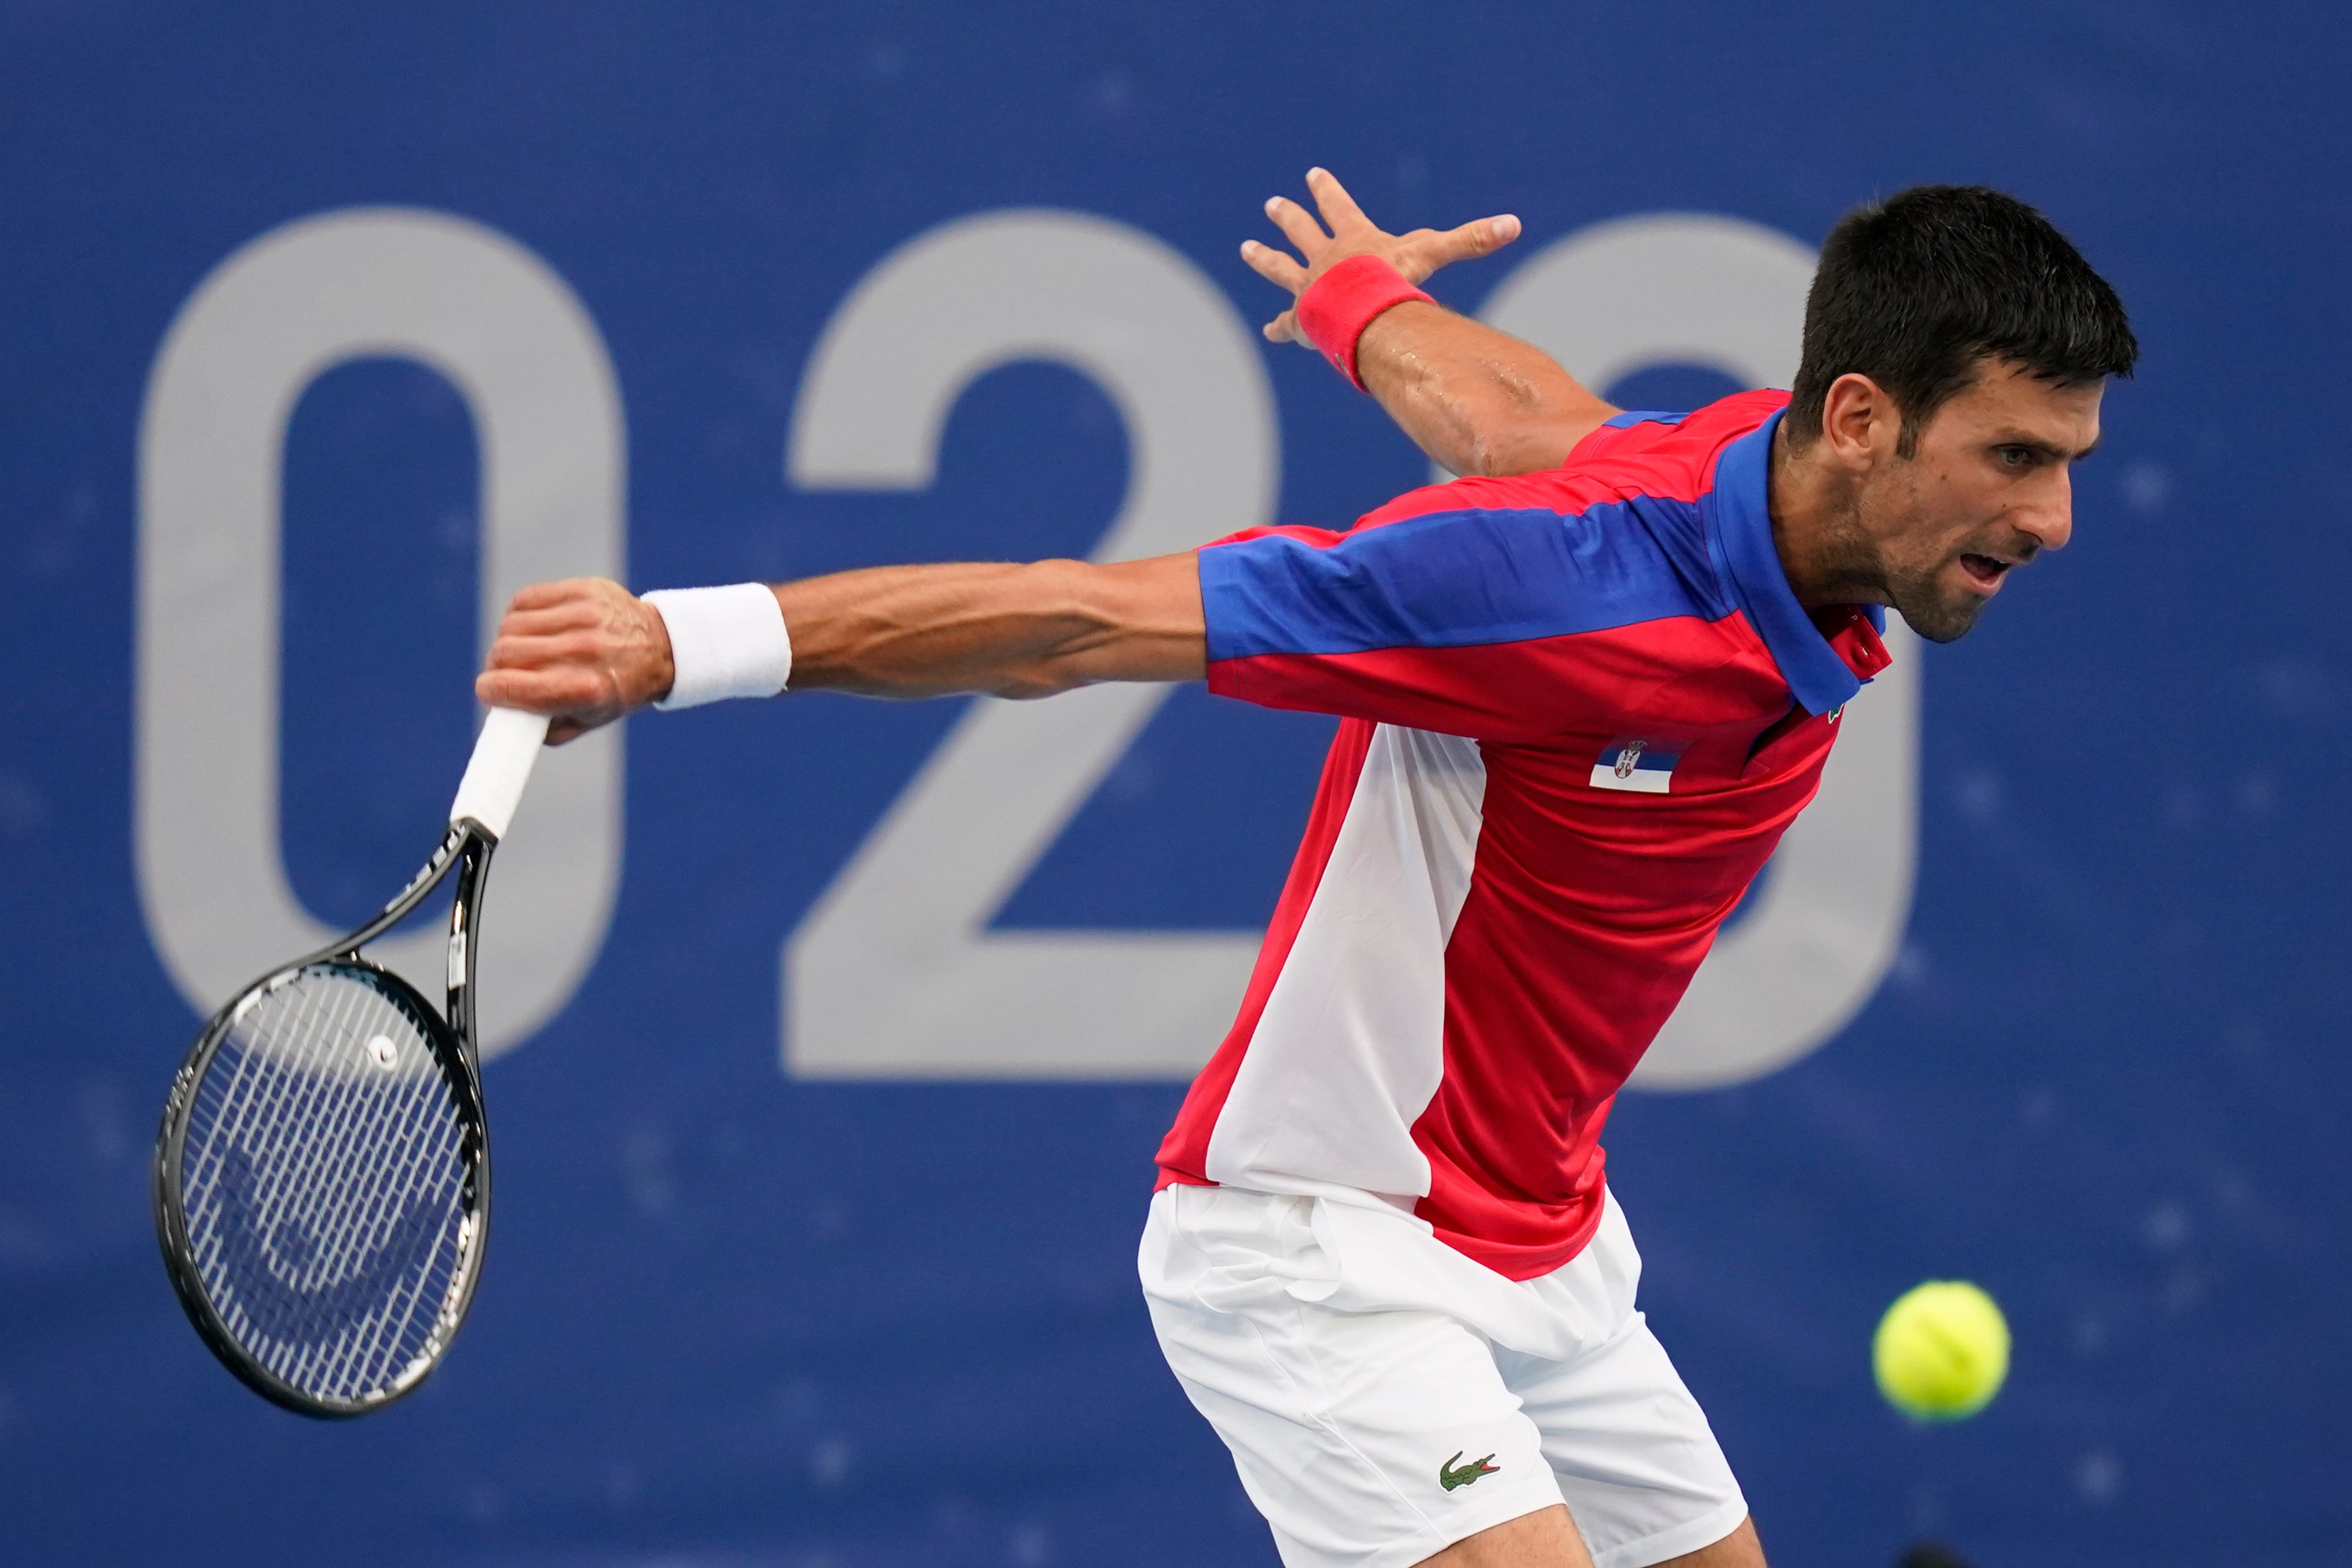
[1705,408,1869,716]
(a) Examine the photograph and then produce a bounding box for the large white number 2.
[1472,214,1920,1090]
[783,211,1277,1078]
[137,209,624,1057]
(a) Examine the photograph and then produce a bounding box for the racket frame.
[152,817,501,1418]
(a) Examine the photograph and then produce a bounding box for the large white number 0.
[783,211,1277,1078]
[1473,214,1920,1089]
[137,209,624,1056]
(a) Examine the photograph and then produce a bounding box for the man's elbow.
[1465,419,1590,478]
[1461,428,1548,478]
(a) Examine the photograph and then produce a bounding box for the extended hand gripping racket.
[153,707,549,1418]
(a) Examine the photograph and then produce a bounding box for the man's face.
[1858,360,2104,642]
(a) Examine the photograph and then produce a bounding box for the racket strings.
[177,966,476,1405]
[202,981,462,1394]
[289,1002,464,1399]
[252,986,420,1387]
[266,985,426,1278]
[189,981,394,1346]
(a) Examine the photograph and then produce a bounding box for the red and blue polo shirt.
[1154,389,1892,1281]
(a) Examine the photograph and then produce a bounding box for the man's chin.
[1891,590,1986,645]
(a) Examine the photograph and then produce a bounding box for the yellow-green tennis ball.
[1872,1281,2010,1421]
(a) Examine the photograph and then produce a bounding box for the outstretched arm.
[473,556,1204,743]
[771,555,1203,697]
[1244,168,1618,477]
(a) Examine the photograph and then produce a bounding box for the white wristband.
[642,584,793,710]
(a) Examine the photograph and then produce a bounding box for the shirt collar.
[1706,408,1886,715]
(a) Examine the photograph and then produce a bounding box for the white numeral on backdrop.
[137,209,623,1056]
[1471,213,1918,1089]
[783,211,1277,1078]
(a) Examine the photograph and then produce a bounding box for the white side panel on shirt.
[1204,725,1488,1200]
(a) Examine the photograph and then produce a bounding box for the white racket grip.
[449,707,551,841]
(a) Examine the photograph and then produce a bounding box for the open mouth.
[1959,553,2013,592]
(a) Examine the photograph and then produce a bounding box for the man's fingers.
[491,602,603,641]
[1397,214,1523,282]
[1401,214,1521,276]
[478,574,650,740]
[1304,166,1372,234]
[482,629,612,671]
[474,665,605,711]
[1240,238,1309,294]
[1439,213,1522,260]
[502,578,606,613]
[1263,195,1330,259]
[1261,307,1309,346]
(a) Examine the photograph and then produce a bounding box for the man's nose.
[2016,468,2075,553]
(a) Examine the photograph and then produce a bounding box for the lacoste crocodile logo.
[1438,1451,1501,1492]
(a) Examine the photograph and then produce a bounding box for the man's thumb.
[1466,213,1522,254]
[1414,214,1522,277]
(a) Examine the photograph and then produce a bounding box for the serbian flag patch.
[1589,738,1682,793]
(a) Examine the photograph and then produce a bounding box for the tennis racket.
[152,706,550,1418]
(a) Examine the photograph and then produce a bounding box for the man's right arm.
[1243,168,1617,477]
[474,554,1206,743]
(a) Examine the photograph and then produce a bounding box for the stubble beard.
[1806,493,1988,644]
[1792,467,1997,645]
[1885,557,1986,644]
[1848,471,1990,645]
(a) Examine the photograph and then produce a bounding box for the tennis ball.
[1872,1280,2010,1421]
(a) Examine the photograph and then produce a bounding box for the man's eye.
[1995,446,2035,469]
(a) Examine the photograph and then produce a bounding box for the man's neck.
[1767,419,1885,613]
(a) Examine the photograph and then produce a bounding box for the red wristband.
[1295,254,1434,390]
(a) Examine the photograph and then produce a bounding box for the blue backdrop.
[4,4,2349,1565]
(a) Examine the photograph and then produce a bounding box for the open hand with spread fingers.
[1241,166,1522,346]
[1240,166,1612,478]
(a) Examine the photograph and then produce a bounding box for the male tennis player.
[478,175,2134,1568]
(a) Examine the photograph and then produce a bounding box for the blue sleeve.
[1197,499,1728,738]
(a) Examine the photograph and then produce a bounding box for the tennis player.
[478,175,2134,1568]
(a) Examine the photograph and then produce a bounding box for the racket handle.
[449,707,552,841]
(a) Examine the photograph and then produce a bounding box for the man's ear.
[1816,372,1898,470]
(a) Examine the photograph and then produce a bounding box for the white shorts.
[1140,1183,1746,1568]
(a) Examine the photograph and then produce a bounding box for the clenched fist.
[474,578,675,743]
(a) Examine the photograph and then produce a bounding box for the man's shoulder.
[1353,389,1788,533]
[1563,388,1790,487]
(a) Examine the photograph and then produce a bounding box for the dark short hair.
[1787,186,2137,453]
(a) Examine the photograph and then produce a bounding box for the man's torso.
[1157,391,1890,1279]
